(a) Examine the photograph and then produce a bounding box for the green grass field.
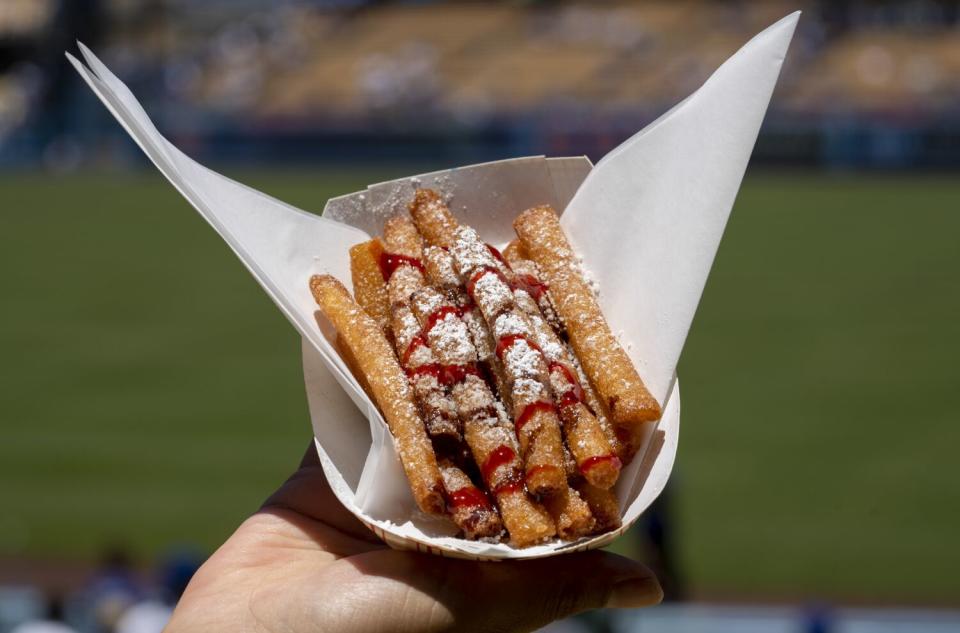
[1,169,958,604]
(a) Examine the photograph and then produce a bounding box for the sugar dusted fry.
[408,188,459,248]
[335,333,374,401]
[505,254,565,339]
[514,205,661,459]
[309,275,445,515]
[574,481,622,533]
[462,399,556,547]
[349,239,391,336]
[439,459,504,541]
[542,485,595,540]
[507,261,621,489]
[407,284,556,546]
[502,239,527,263]
[390,302,461,444]
[374,221,464,445]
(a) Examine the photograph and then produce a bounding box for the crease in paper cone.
[70,12,797,559]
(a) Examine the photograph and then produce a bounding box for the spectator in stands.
[163,445,662,632]
[81,546,144,633]
[114,549,201,633]
[9,594,77,633]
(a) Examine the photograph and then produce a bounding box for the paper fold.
[69,12,797,559]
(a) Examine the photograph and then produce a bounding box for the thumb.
[339,548,662,632]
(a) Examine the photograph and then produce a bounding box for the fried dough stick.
[439,459,504,541]
[349,238,392,337]
[503,243,564,336]
[514,205,662,462]
[541,485,595,539]
[449,226,568,498]
[309,275,445,515]
[574,481,622,533]
[351,239,461,445]
[384,218,555,546]
[503,253,622,489]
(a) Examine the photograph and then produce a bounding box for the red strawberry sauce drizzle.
[405,362,481,387]
[524,464,562,486]
[378,251,425,281]
[514,400,555,433]
[579,454,622,476]
[548,362,584,408]
[424,305,461,334]
[512,273,548,301]
[449,486,492,510]
[481,445,520,494]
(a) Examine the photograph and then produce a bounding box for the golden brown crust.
[494,488,557,547]
[542,485,595,540]
[514,205,662,435]
[383,214,425,258]
[349,239,391,336]
[574,481,622,533]
[309,274,445,516]
[335,333,375,403]
[408,188,459,248]
[502,239,528,263]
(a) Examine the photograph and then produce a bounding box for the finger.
[318,548,661,633]
[262,441,383,545]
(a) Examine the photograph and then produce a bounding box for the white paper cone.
[69,11,798,559]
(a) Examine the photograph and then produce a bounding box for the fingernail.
[606,575,663,609]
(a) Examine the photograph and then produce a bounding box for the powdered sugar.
[492,310,532,340]
[451,226,497,275]
[428,313,475,365]
[502,337,547,382]
[472,271,513,317]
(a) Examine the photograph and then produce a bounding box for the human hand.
[167,444,662,633]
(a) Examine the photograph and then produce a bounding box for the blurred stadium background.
[1,1,958,632]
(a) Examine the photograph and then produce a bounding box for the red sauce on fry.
[481,445,516,484]
[512,273,548,301]
[466,266,508,299]
[405,363,442,381]
[524,464,561,485]
[493,479,524,496]
[402,334,429,366]
[449,486,492,510]
[579,454,622,476]
[440,362,482,385]
[495,334,543,361]
[378,252,425,281]
[407,362,482,387]
[424,305,461,334]
[485,243,509,268]
[548,362,584,407]
[515,401,555,433]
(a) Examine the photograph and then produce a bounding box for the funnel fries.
[309,189,661,547]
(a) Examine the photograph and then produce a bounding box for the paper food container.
[68,12,798,560]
